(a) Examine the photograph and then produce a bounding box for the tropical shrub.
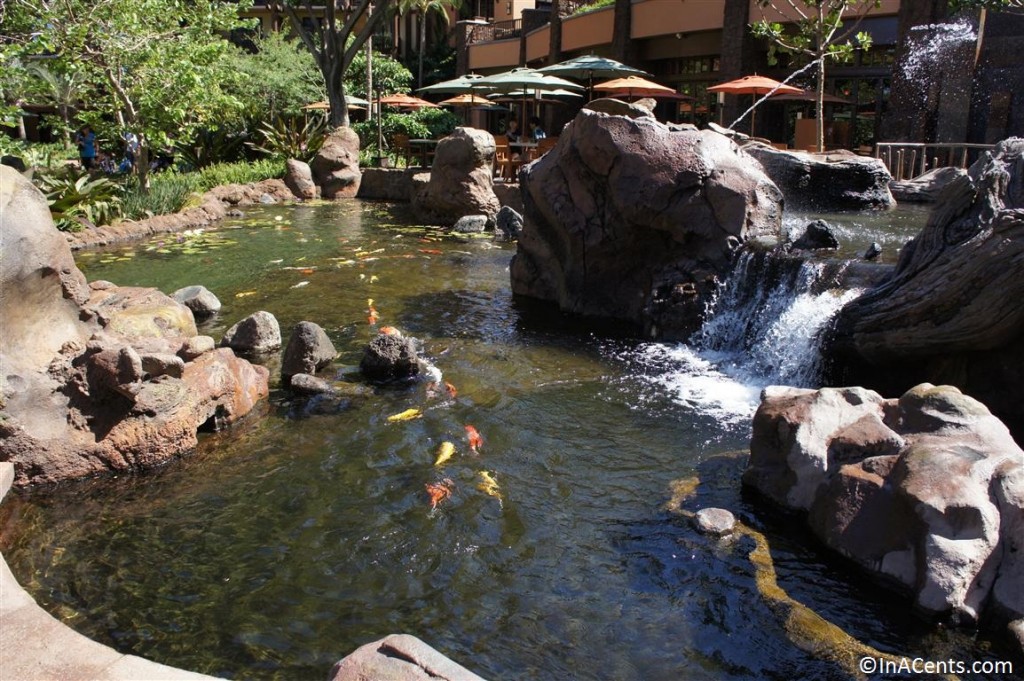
[121,173,199,220]
[195,159,283,190]
[35,170,122,231]
[411,106,459,140]
[249,116,328,162]
[352,112,430,157]
[571,0,614,14]
[176,127,249,169]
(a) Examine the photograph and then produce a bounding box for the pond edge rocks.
[745,382,1024,656]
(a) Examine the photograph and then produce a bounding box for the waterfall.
[625,251,862,427]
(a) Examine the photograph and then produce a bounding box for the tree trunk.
[611,0,634,64]
[138,142,151,193]
[60,105,71,149]
[418,13,427,89]
[328,84,351,128]
[549,0,563,65]
[816,54,826,152]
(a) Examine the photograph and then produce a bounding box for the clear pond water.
[1,201,1012,680]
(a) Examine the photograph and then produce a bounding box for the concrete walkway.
[0,462,222,680]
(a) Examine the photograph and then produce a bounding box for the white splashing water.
[901,20,977,100]
[626,252,861,427]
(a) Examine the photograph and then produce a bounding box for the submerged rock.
[511,109,782,340]
[693,507,736,536]
[791,219,839,251]
[451,214,490,234]
[745,382,1024,644]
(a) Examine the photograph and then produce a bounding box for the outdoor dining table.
[408,139,438,167]
[509,141,538,159]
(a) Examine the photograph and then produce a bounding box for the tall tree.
[611,0,635,65]
[4,0,253,188]
[398,0,462,89]
[283,0,394,128]
[751,1,878,152]
[549,0,564,66]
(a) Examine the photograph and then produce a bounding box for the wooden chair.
[534,136,558,159]
[494,134,516,181]
[392,133,413,168]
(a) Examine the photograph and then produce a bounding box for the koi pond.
[0,200,1010,679]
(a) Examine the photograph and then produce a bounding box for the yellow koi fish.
[386,408,422,423]
[434,441,456,466]
[477,471,502,502]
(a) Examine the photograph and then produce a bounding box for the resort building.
[452,0,1024,149]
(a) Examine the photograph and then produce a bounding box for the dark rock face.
[360,333,420,383]
[824,138,1024,437]
[744,143,895,210]
[412,127,500,225]
[281,321,338,380]
[511,110,783,340]
[284,158,318,200]
[745,383,1024,644]
[221,311,282,355]
[172,285,221,318]
[0,168,269,487]
[311,127,362,199]
[889,166,966,203]
[495,205,523,241]
[791,219,839,251]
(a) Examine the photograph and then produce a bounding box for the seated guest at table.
[505,118,520,143]
[529,117,547,141]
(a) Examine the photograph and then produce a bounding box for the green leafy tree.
[282,0,393,129]
[397,0,462,89]
[5,0,255,189]
[346,48,413,98]
[751,1,879,152]
[226,32,325,120]
[26,63,84,149]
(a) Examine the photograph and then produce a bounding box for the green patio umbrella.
[416,74,491,96]
[476,68,585,130]
[539,54,650,99]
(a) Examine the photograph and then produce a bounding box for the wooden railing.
[876,142,996,181]
[468,18,523,44]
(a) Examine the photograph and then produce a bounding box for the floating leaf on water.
[387,408,422,423]
[236,291,257,298]
[269,259,283,264]
[369,275,379,283]
[156,249,172,254]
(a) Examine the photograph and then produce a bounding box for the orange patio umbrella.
[593,76,679,101]
[438,94,493,106]
[374,93,439,110]
[708,75,802,135]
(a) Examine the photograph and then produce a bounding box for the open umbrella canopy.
[438,93,493,107]
[489,88,583,100]
[768,89,853,105]
[375,93,439,109]
[303,95,370,109]
[707,75,802,96]
[538,54,649,82]
[417,74,491,95]
[475,67,584,94]
[593,76,687,100]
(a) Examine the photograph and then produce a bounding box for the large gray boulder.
[746,382,1024,645]
[281,321,337,381]
[511,109,783,340]
[284,158,318,200]
[889,165,966,203]
[824,138,1024,437]
[360,333,420,383]
[328,634,486,681]
[0,167,268,487]
[221,311,282,355]
[743,143,895,210]
[311,127,362,199]
[412,127,500,225]
[172,285,221,318]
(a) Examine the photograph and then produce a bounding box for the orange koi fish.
[426,479,454,509]
[418,248,443,255]
[445,382,458,399]
[367,297,379,324]
[465,425,482,454]
[379,326,400,336]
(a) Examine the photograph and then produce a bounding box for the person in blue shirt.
[529,117,546,140]
[75,126,96,170]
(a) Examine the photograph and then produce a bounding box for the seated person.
[505,119,521,143]
[529,117,547,141]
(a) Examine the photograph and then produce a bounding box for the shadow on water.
[0,200,1012,680]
